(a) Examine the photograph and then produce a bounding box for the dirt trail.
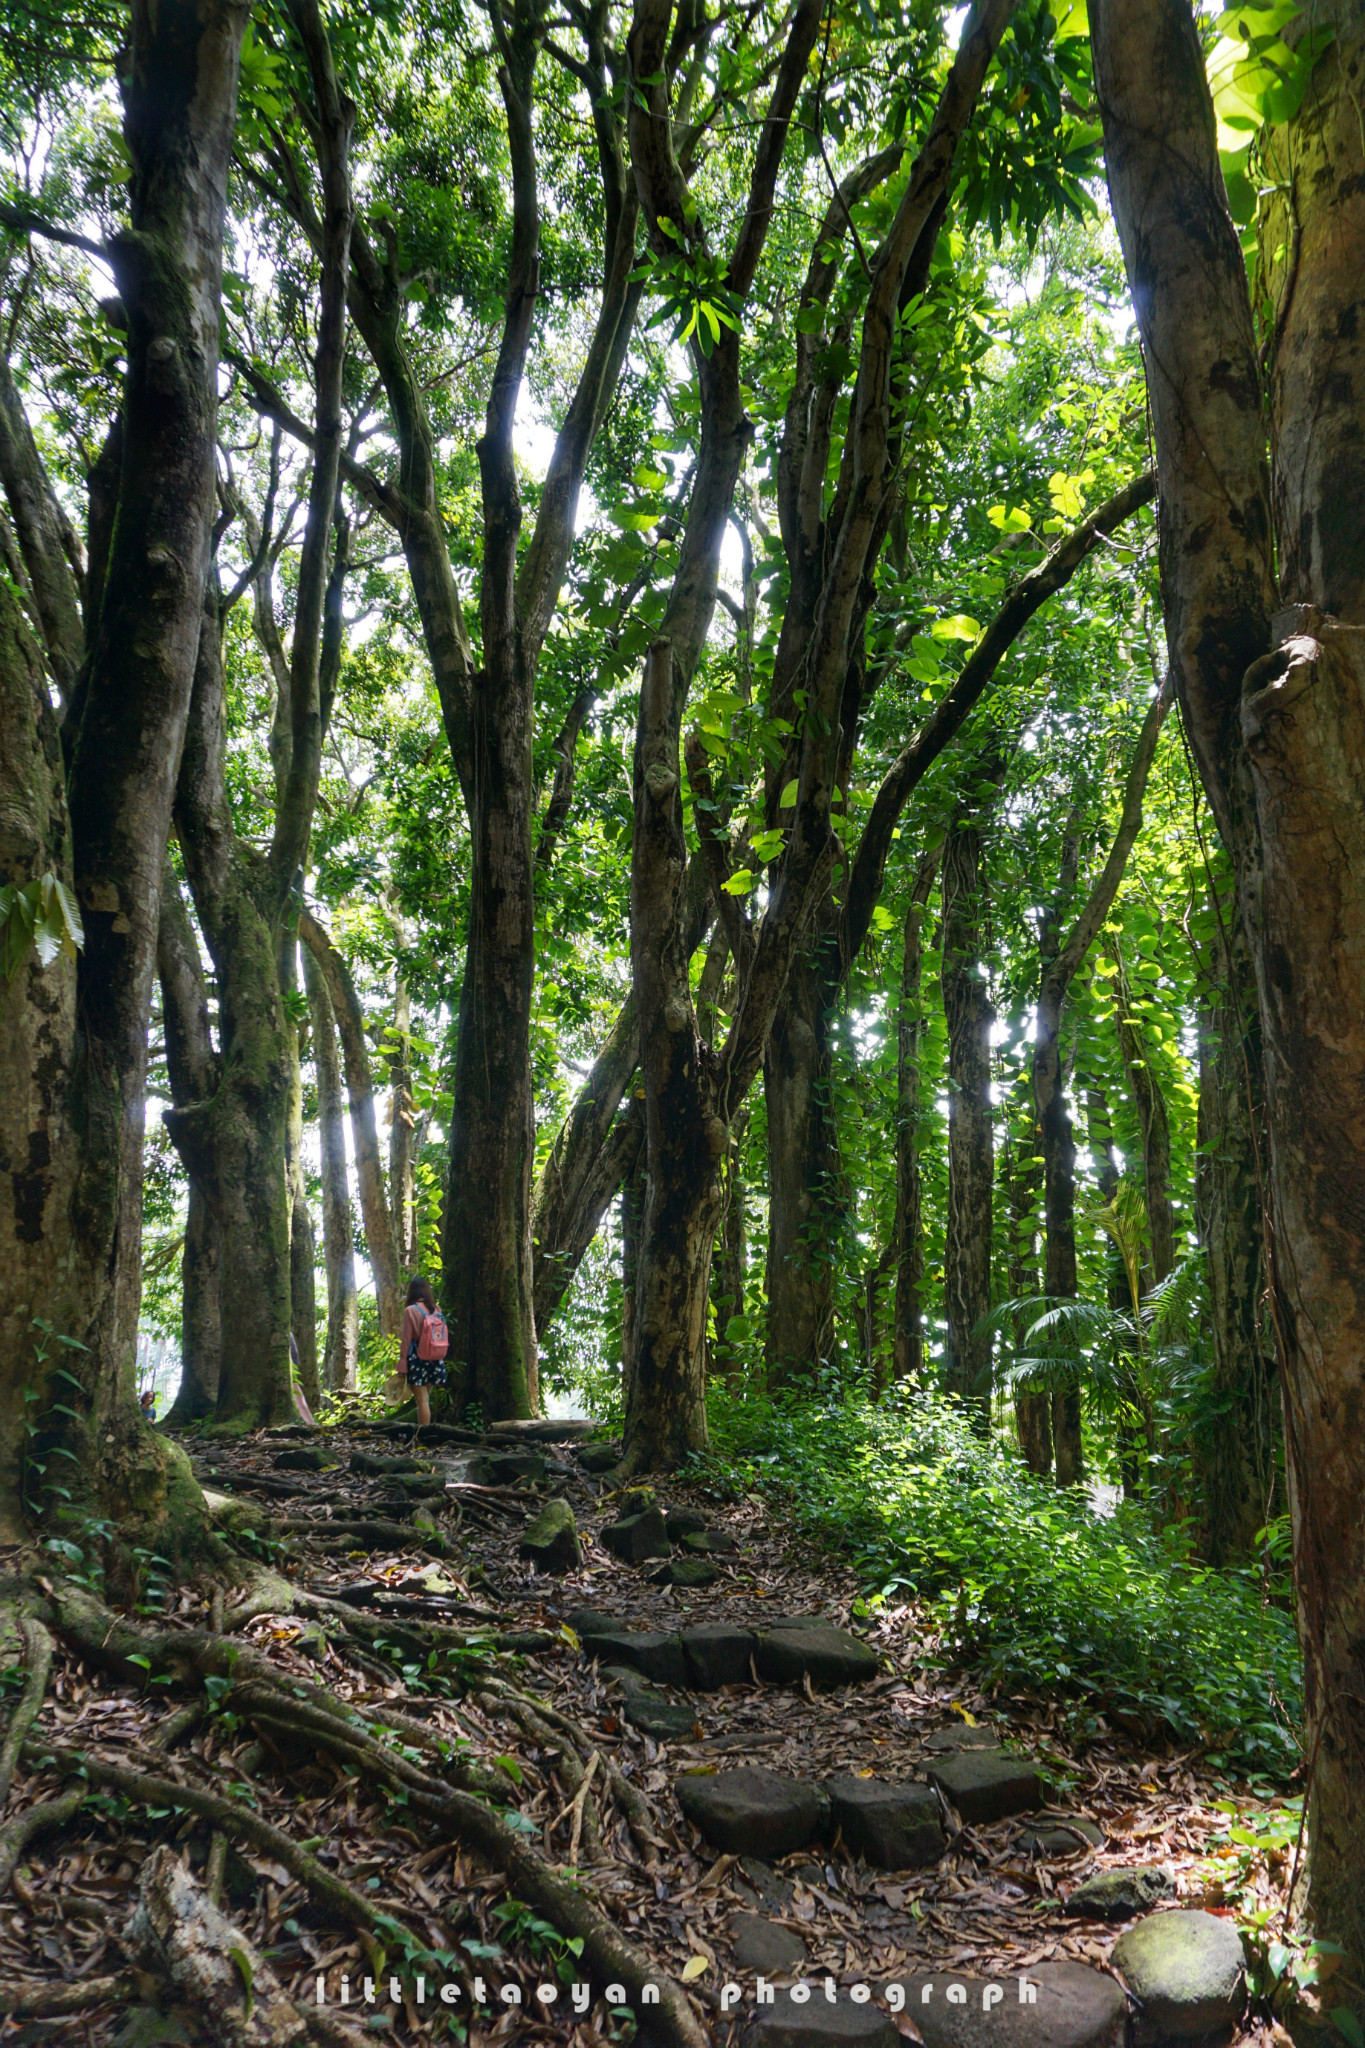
[0,1419,1292,2046]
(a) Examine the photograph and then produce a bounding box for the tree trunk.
[174,1186,221,1426]
[532,997,639,1333]
[169,603,296,1432]
[1001,1087,1050,1475]
[530,860,711,1337]
[156,867,221,1426]
[1193,937,1275,1564]
[763,923,840,1386]
[303,941,358,1392]
[0,582,77,1541]
[1112,946,1175,1282]
[940,803,995,1427]
[298,909,402,1336]
[1033,683,1173,1484]
[893,856,937,1381]
[620,1121,647,1392]
[1036,952,1083,1486]
[710,1110,748,1383]
[281,940,320,1414]
[47,0,248,1533]
[622,642,724,1471]
[0,359,86,704]
[1085,1074,1144,1496]
[1093,0,1365,1966]
[387,971,416,1270]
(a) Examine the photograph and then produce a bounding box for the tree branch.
[842,469,1157,970]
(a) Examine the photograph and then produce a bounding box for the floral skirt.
[406,1346,449,1390]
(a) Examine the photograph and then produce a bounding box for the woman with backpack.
[398,1276,450,1427]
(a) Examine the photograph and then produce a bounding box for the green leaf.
[228,1946,254,2020]
[721,868,756,896]
[931,614,981,643]
[778,779,799,809]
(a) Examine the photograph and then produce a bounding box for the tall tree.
[940,753,1005,1423]
[893,853,939,1381]
[1031,679,1172,1482]
[157,870,222,1426]
[621,0,1020,1471]
[1093,0,1365,1960]
[303,942,359,1392]
[0,0,248,1540]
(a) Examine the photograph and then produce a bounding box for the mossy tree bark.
[0,581,77,1542]
[2,0,250,1545]
[1193,932,1275,1564]
[1002,1079,1050,1474]
[167,600,297,1432]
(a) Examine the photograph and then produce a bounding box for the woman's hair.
[405,1275,436,1310]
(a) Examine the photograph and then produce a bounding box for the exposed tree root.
[0,1619,53,1809]
[33,1582,710,2048]
[290,1584,553,1659]
[273,1517,451,1553]
[24,1739,390,1936]
[132,1844,370,2048]
[0,1971,135,2016]
[475,1672,674,1864]
[0,1781,83,1894]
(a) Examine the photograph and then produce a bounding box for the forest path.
[0,1418,1286,2048]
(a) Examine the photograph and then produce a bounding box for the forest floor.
[0,1416,1303,2048]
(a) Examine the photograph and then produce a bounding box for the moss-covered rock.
[1112,1909,1245,2043]
[518,1497,582,1574]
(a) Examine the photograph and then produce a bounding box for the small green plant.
[22,1318,91,1524]
[490,1898,585,1984]
[0,872,83,979]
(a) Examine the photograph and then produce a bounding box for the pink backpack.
[416,1306,449,1361]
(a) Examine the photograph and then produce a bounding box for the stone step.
[731,1912,809,1975]
[825,1774,945,1869]
[675,1766,829,1857]
[925,1750,1046,1824]
[923,1724,1001,1751]
[571,1616,879,1692]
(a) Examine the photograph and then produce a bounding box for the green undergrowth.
[696,1385,1302,1779]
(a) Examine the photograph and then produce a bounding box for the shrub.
[698,1382,1301,1776]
